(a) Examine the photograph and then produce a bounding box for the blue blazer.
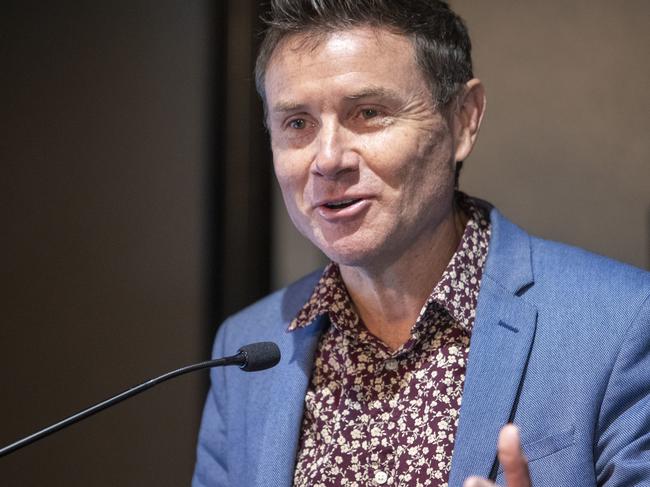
[193,208,650,486]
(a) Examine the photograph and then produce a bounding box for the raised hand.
[463,424,531,487]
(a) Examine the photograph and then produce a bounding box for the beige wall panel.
[455,1,649,269]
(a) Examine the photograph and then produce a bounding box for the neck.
[339,206,467,350]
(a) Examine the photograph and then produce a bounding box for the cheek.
[273,155,311,224]
[274,166,312,237]
[357,132,410,188]
[273,150,303,194]
[362,128,454,191]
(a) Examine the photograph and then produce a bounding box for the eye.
[288,118,307,129]
[360,108,379,119]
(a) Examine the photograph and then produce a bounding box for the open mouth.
[323,199,361,210]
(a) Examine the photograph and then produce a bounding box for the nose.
[312,118,358,179]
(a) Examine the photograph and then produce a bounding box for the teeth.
[325,199,358,209]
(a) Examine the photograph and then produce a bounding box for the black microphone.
[0,341,280,458]
[238,341,282,371]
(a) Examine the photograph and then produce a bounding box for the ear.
[452,78,486,162]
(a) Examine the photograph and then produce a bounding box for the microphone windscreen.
[238,342,281,372]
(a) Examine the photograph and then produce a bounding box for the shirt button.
[374,470,388,484]
[385,359,398,371]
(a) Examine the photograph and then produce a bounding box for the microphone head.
[237,342,281,372]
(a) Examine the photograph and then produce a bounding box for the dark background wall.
[1,1,271,485]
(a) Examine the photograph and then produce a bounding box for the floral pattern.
[290,195,491,487]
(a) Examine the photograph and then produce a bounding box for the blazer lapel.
[448,279,537,486]
[253,315,327,487]
[448,208,538,486]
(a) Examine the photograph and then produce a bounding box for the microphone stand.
[0,343,276,458]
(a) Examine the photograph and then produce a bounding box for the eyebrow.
[270,86,402,115]
[344,87,402,101]
[270,101,307,114]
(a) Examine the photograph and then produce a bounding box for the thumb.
[498,424,530,487]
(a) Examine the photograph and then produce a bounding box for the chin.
[313,236,385,269]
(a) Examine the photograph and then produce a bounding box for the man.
[193,1,650,486]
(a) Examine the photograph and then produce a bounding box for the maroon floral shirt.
[290,195,491,487]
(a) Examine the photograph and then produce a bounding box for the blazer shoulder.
[213,268,323,352]
[529,236,650,295]
[486,207,649,331]
[523,235,650,336]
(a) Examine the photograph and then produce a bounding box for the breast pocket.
[523,425,575,462]
[498,425,575,475]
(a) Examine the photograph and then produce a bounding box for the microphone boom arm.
[0,344,270,458]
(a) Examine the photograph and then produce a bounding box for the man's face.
[265,27,464,269]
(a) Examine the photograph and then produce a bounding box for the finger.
[498,424,531,487]
[463,475,497,487]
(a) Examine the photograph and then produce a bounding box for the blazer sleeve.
[192,321,230,487]
[595,294,650,485]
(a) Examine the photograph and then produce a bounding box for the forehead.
[264,26,427,110]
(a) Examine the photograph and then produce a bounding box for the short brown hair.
[255,0,473,110]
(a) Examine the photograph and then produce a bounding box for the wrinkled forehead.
[267,25,415,73]
[267,28,425,113]
[263,26,423,106]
